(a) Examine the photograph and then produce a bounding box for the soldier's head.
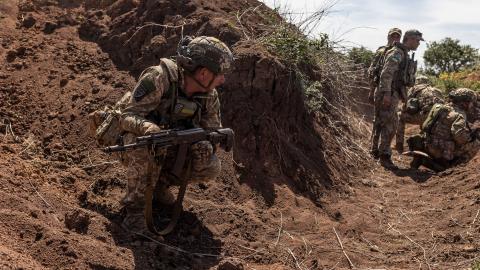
[449,88,477,110]
[403,29,424,51]
[415,75,431,85]
[177,36,234,95]
[387,28,402,46]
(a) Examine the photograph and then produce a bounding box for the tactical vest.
[387,43,417,100]
[146,58,206,130]
[90,59,210,146]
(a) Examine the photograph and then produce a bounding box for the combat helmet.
[176,36,234,75]
[449,88,477,103]
[415,75,431,85]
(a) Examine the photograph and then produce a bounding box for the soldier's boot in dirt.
[420,157,447,172]
[153,182,175,207]
[121,206,163,241]
[369,149,380,160]
[409,156,422,169]
[380,154,397,169]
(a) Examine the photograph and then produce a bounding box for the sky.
[260,0,480,66]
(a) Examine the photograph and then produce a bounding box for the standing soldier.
[367,28,402,103]
[368,28,402,159]
[374,29,423,168]
[395,75,444,153]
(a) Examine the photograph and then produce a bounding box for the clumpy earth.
[0,0,479,269]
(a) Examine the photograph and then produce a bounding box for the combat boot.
[379,154,397,169]
[409,156,422,169]
[369,149,380,159]
[121,206,163,241]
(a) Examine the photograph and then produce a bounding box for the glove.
[143,122,161,135]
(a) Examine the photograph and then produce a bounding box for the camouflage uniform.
[367,28,402,102]
[422,88,480,167]
[396,77,444,151]
[118,36,233,233]
[424,104,479,162]
[371,43,409,160]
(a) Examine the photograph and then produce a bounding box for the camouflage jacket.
[407,84,444,115]
[120,58,222,135]
[425,103,476,160]
[367,45,392,86]
[378,43,409,97]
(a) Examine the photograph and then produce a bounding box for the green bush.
[346,46,374,68]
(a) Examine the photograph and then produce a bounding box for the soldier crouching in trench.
[406,88,480,172]
[90,36,234,238]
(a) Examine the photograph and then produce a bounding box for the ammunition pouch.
[404,58,417,88]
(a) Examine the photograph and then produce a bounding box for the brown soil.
[1,1,479,269]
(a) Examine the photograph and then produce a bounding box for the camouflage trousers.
[119,132,221,209]
[425,137,480,163]
[395,110,426,147]
[371,91,400,156]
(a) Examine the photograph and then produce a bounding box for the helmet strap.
[183,69,216,94]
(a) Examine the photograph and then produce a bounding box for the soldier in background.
[408,88,480,171]
[368,28,402,161]
[373,29,423,168]
[367,27,402,103]
[395,75,444,153]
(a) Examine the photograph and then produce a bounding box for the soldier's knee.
[190,154,221,182]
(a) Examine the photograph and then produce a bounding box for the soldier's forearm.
[120,114,159,136]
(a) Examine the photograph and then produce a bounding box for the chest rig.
[146,58,206,130]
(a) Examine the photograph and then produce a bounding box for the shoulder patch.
[133,72,158,102]
[390,51,402,63]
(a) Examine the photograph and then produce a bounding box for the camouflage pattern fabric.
[378,44,408,96]
[396,85,445,146]
[367,45,389,87]
[424,104,479,161]
[372,90,400,156]
[117,58,223,232]
[370,43,408,157]
[177,36,234,74]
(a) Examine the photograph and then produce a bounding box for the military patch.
[133,74,156,102]
[391,52,402,63]
[174,103,185,114]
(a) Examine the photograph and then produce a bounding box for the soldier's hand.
[382,94,392,109]
[143,122,161,135]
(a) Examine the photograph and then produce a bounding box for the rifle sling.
[144,151,191,236]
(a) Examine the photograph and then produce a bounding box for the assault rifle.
[103,127,234,236]
[104,127,234,153]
